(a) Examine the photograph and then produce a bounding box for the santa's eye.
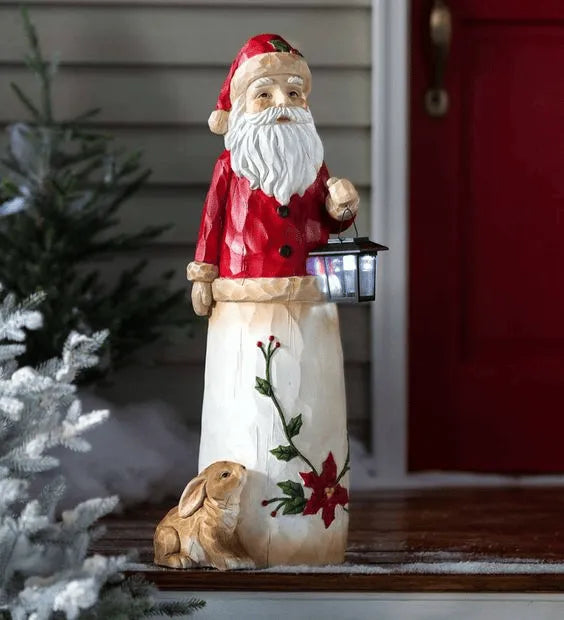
[288,90,300,98]
[220,471,230,478]
[257,92,271,99]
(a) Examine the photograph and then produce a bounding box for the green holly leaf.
[282,496,307,515]
[286,414,303,438]
[255,376,272,396]
[269,38,292,53]
[269,38,303,57]
[277,479,304,499]
[270,444,298,461]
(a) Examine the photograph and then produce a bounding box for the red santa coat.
[194,150,347,278]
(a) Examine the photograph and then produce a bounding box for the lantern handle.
[337,207,359,241]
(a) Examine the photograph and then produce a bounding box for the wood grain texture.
[90,488,564,592]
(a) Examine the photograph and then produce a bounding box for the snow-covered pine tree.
[0,286,203,619]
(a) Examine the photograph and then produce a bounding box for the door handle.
[425,0,452,118]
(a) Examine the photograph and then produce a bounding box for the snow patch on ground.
[128,559,564,575]
[50,392,200,509]
[47,394,375,509]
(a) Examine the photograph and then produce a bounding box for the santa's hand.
[191,281,213,316]
[326,177,360,221]
[186,261,218,317]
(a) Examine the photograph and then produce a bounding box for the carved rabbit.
[153,461,255,571]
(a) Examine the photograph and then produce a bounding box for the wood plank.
[89,488,564,592]
[0,6,370,67]
[114,186,371,245]
[0,126,370,186]
[1,67,370,128]
[115,127,371,186]
[127,572,564,593]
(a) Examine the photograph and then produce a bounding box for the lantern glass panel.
[342,254,358,299]
[306,256,328,294]
[359,254,377,299]
[325,256,344,299]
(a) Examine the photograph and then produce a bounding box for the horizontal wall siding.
[0,1,372,444]
[0,7,370,66]
[1,67,370,127]
[113,187,371,244]
[0,127,370,185]
[4,1,371,6]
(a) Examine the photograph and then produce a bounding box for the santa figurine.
[186,34,359,567]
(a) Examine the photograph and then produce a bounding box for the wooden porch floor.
[91,488,564,592]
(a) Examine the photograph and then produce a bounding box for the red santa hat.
[208,34,311,135]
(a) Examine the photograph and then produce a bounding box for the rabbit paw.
[161,552,193,569]
[225,556,256,571]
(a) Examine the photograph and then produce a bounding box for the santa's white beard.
[225,103,324,206]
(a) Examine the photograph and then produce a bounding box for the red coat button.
[277,205,290,218]
[279,245,292,258]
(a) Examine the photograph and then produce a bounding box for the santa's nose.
[273,91,291,107]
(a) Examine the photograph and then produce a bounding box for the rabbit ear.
[178,474,207,518]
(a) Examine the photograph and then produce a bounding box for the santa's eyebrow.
[252,77,275,88]
[287,76,304,86]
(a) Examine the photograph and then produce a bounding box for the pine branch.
[63,107,102,125]
[20,7,53,124]
[9,83,41,122]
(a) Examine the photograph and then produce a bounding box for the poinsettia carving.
[300,452,349,528]
[256,336,349,528]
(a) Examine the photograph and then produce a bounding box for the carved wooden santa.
[186,34,359,567]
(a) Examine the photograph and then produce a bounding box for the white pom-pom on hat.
[208,109,230,136]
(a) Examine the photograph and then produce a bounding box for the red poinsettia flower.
[300,452,349,528]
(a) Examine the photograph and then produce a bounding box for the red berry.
[261,500,268,506]
[256,341,263,347]
[275,342,281,348]
[270,511,277,518]
[268,335,275,342]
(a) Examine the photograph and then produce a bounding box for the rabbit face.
[204,461,247,503]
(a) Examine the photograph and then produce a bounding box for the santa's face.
[244,73,308,115]
[225,74,324,206]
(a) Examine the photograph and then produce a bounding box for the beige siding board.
[115,186,371,244]
[14,1,370,6]
[1,67,370,127]
[0,6,370,67]
[118,127,370,185]
[0,126,370,185]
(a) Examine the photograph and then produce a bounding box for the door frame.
[370,0,409,483]
[368,0,564,487]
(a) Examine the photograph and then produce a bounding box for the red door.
[409,0,564,472]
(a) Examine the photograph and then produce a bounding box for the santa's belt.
[212,276,326,303]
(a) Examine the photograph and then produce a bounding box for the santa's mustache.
[243,105,314,126]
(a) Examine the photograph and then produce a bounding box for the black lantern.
[306,223,388,303]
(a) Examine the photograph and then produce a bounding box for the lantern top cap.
[308,236,389,257]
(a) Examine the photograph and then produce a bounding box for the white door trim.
[370,0,410,483]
